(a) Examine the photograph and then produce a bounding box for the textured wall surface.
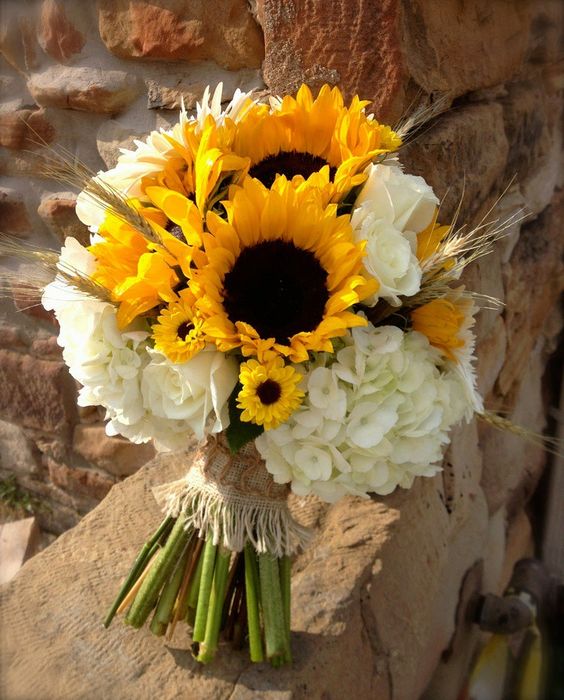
[0,1,563,698]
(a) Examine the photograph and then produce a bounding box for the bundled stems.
[105,516,293,666]
[126,514,190,628]
[103,515,173,628]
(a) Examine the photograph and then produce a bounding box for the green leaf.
[225,384,264,454]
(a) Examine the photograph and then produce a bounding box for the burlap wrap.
[153,434,311,557]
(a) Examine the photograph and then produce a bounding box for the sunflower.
[152,290,206,364]
[237,357,304,430]
[231,84,402,202]
[192,176,378,363]
[141,114,249,214]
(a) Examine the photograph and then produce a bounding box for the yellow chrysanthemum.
[152,291,206,363]
[192,176,378,363]
[237,357,304,430]
[411,299,466,361]
[232,84,402,202]
[89,206,182,328]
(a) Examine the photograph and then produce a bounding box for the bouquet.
[1,83,545,666]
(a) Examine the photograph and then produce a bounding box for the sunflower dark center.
[249,150,332,188]
[177,321,193,340]
[222,239,329,344]
[257,379,282,405]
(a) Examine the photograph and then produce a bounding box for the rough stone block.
[0,350,78,436]
[0,4,40,71]
[38,0,86,63]
[0,420,41,475]
[0,453,480,699]
[98,0,264,71]
[0,517,40,585]
[27,66,140,114]
[0,108,55,150]
[258,0,405,120]
[73,424,155,477]
[0,186,31,237]
[47,459,115,501]
[399,0,532,96]
[402,102,509,222]
[37,192,89,245]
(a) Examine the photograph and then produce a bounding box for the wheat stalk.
[0,234,113,304]
[23,118,162,246]
[478,411,563,458]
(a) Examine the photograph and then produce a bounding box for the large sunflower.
[192,176,378,363]
[231,84,402,202]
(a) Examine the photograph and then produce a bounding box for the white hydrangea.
[256,324,471,502]
[351,163,439,306]
[42,238,238,451]
[76,83,256,231]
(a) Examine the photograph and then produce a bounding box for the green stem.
[196,547,232,663]
[279,555,292,663]
[258,553,289,665]
[244,544,264,663]
[104,515,173,628]
[149,614,167,637]
[153,542,191,627]
[192,538,218,643]
[125,515,189,629]
[186,543,205,617]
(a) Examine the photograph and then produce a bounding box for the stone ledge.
[0,425,507,699]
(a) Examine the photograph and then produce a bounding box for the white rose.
[141,348,238,440]
[353,163,439,233]
[358,216,422,305]
[351,164,439,306]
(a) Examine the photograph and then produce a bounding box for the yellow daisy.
[237,357,304,430]
[152,291,206,364]
[192,176,378,363]
[232,84,402,202]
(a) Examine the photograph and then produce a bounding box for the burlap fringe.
[153,435,311,557]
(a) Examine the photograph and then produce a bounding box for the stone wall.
[0,1,562,697]
[0,0,265,532]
